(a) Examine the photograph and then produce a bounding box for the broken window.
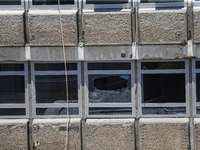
[138,60,189,117]
[85,62,134,117]
[0,62,28,118]
[32,62,81,118]
[139,0,186,7]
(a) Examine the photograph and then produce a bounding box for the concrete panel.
[86,119,135,150]
[0,47,25,61]
[137,45,188,59]
[0,11,24,46]
[138,8,187,44]
[193,8,200,43]
[0,119,28,150]
[29,10,78,46]
[32,118,81,150]
[84,46,134,60]
[30,47,79,61]
[139,118,189,150]
[83,9,132,45]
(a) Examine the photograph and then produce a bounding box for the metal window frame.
[138,59,189,117]
[31,61,82,118]
[83,0,132,9]
[29,0,78,9]
[0,61,29,118]
[85,61,135,118]
[138,0,187,8]
[0,0,24,10]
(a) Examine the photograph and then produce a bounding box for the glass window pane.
[88,62,131,70]
[36,107,78,115]
[141,0,184,3]
[142,107,186,115]
[33,0,74,5]
[0,108,25,116]
[86,0,128,4]
[35,75,78,103]
[0,64,24,71]
[196,61,200,69]
[0,76,25,103]
[0,0,21,5]
[196,73,200,102]
[89,75,131,103]
[141,62,185,70]
[89,107,132,115]
[143,74,185,103]
[34,63,77,71]
[197,107,200,114]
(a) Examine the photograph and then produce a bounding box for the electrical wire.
[57,0,69,150]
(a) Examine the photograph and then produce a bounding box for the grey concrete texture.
[194,118,200,150]
[29,10,78,46]
[139,118,189,150]
[0,11,24,46]
[0,119,28,150]
[138,9,187,44]
[32,118,81,150]
[82,10,132,45]
[86,119,135,150]
[0,47,25,61]
[193,8,200,43]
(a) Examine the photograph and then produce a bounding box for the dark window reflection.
[89,107,132,115]
[33,0,74,5]
[35,63,77,71]
[196,73,200,102]
[140,0,184,3]
[142,107,186,115]
[0,0,21,5]
[86,0,128,4]
[36,107,78,115]
[0,64,24,71]
[88,62,131,70]
[35,75,78,103]
[141,62,185,70]
[0,108,25,116]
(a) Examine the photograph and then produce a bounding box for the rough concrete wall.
[194,118,200,150]
[32,118,81,150]
[29,10,77,46]
[86,119,135,150]
[138,9,187,44]
[83,10,132,45]
[193,8,200,43]
[0,119,28,150]
[139,118,189,150]
[0,11,24,46]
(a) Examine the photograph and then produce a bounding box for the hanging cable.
[57,0,69,150]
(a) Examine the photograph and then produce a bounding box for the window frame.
[84,61,135,118]
[31,62,82,118]
[0,62,29,118]
[83,0,132,9]
[0,0,24,10]
[138,0,187,8]
[138,59,189,117]
[29,0,78,9]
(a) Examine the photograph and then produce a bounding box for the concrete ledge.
[29,10,78,46]
[86,119,135,150]
[194,118,200,149]
[32,118,81,150]
[0,47,25,61]
[139,118,189,150]
[0,11,24,46]
[0,119,28,150]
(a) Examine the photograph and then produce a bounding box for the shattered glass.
[142,107,186,115]
[36,107,78,115]
[89,107,132,115]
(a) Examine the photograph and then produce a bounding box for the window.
[83,0,132,9]
[31,62,82,118]
[29,0,77,9]
[0,0,24,9]
[193,0,200,6]
[138,0,186,7]
[0,62,28,118]
[138,60,189,117]
[85,62,135,118]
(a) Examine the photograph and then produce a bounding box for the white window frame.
[31,62,82,118]
[29,0,78,9]
[83,0,132,9]
[0,0,24,10]
[85,61,135,118]
[138,59,189,117]
[138,0,187,8]
[193,0,200,6]
[0,62,29,118]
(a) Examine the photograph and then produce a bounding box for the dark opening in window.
[86,0,128,4]
[0,0,21,5]
[33,0,74,5]
[35,63,77,71]
[36,107,78,115]
[141,62,185,70]
[88,62,131,70]
[140,0,184,3]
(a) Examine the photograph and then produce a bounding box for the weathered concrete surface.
[194,118,200,150]
[0,11,24,46]
[30,47,79,61]
[83,9,132,45]
[0,119,28,150]
[193,8,200,43]
[86,119,135,150]
[0,47,25,61]
[139,118,189,150]
[32,118,81,150]
[138,8,187,44]
[137,45,188,59]
[29,10,78,46]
